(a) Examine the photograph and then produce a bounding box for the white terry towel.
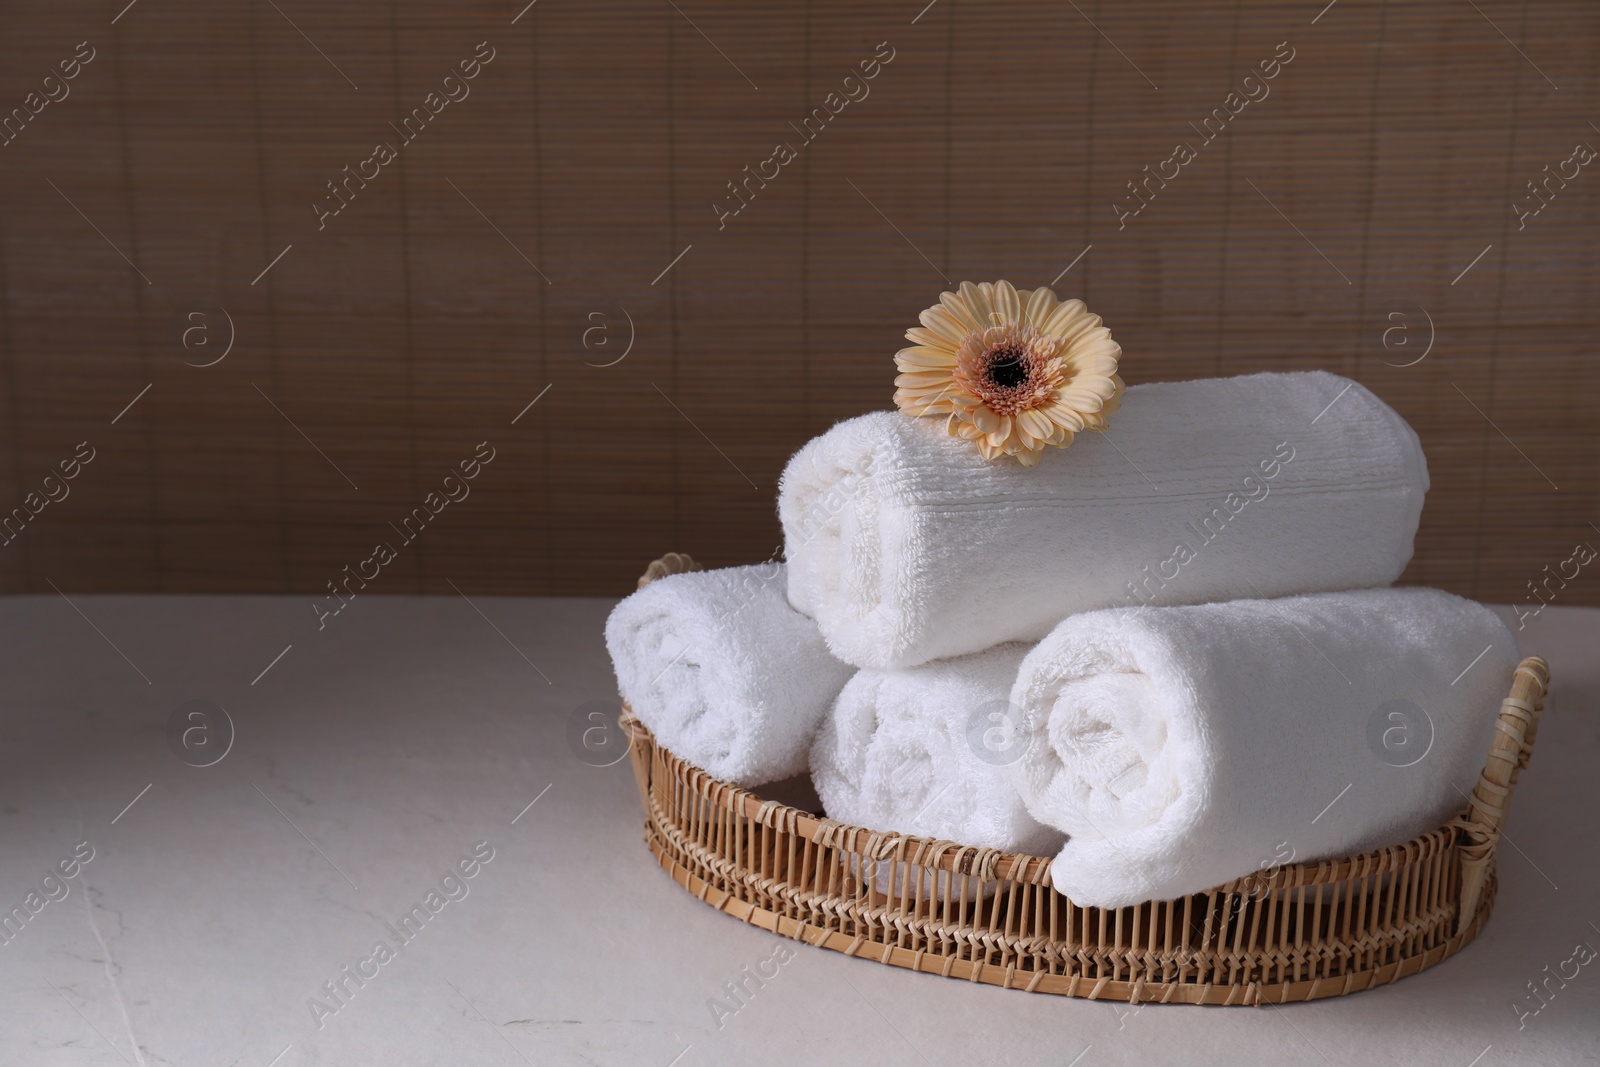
[810,643,1065,856]
[1008,588,1517,907]
[779,371,1428,669]
[605,563,854,787]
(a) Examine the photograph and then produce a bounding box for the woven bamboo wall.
[1,0,1595,602]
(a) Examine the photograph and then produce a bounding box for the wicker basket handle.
[637,552,701,589]
[1456,655,1550,932]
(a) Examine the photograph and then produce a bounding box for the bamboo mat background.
[0,0,1595,606]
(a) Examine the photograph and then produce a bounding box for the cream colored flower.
[893,281,1124,466]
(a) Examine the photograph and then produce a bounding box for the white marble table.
[2,594,1596,1066]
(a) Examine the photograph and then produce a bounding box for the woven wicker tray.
[622,553,1549,1006]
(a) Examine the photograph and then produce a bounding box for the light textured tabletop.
[1,594,1596,1067]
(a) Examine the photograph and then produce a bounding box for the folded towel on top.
[779,371,1428,668]
[1007,588,1516,907]
[605,563,854,786]
[810,643,1064,856]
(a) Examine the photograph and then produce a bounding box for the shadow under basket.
[621,553,1550,1007]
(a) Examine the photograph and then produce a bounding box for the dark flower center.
[987,347,1028,388]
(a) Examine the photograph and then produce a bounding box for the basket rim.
[640,813,1499,1005]
[621,705,1461,897]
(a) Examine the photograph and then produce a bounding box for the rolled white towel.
[779,370,1427,668]
[810,643,1064,856]
[605,563,854,786]
[1008,588,1517,907]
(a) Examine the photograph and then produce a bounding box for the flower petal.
[894,365,956,380]
[899,392,960,408]
[917,306,970,345]
[904,328,961,355]
[1057,393,1108,413]
[1017,408,1054,440]
[1100,377,1126,414]
[1065,352,1121,378]
[1023,286,1058,329]
[1064,333,1120,360]
[960,281,996,330]
[1065,373,1120,396]
[992,280,1022,325]
[1057,315,1107,349]
[895,348,959,370]
[939,290,983,333]
[900,397,955,416]
[1044,404,1086,432]
[894,372,956,389]
[1040,298,1088,339]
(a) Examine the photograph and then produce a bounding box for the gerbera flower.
[893,281,1124,466]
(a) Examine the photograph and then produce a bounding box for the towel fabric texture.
[605,563,853,786]
[779,370,1428,669]
[810,643,1065,855]
[1008,588,1516,907]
